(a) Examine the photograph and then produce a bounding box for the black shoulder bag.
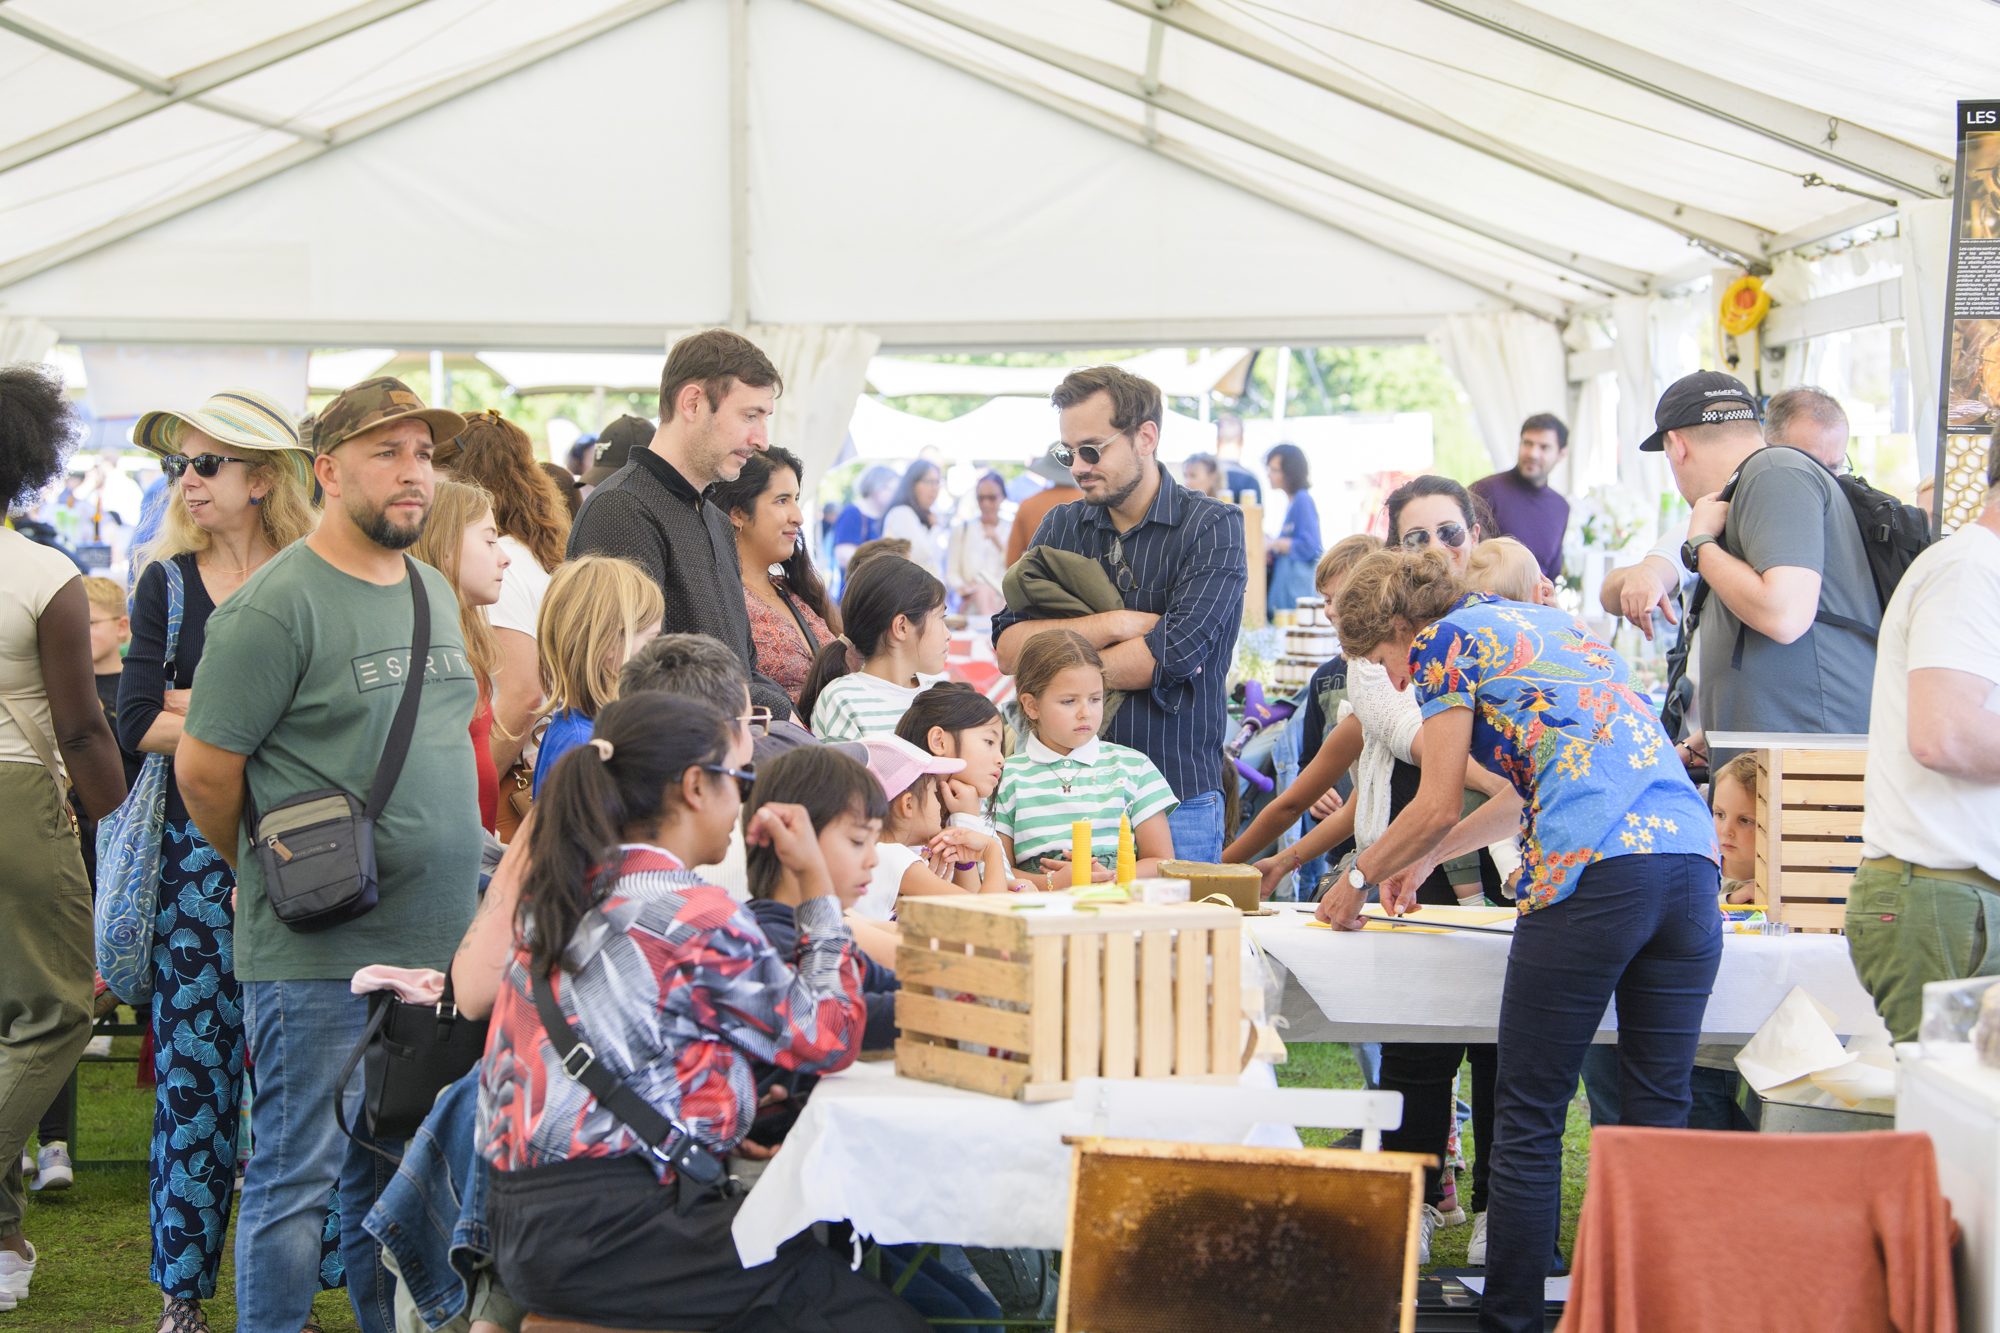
[335,969,488,1152]
[529,968,729,1202]
[252,556,429,933]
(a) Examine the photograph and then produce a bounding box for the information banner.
[1935,100,2000,534]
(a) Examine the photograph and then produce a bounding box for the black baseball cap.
[583,414,655,486]
[1639,371,1760,452]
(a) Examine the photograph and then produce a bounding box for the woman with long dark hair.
[945,470,1008,616]
[477,692,926,1329]
[712,446,839,708]
[1264,442,1322,618]
[880,459,943,578]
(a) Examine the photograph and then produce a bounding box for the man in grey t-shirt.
[1643,372,1876,756]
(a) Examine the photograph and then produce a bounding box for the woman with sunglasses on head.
[118,390,323,1333]
[477,692,928,1330]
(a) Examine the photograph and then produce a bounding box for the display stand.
[1898,1056,2000,1331]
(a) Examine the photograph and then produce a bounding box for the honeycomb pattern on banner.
[1942,436,1992,534]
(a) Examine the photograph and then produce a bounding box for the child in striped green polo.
[800,552,951,741]
[993,629,1177,890]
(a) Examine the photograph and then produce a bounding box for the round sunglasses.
[162,453,250,482]
[1399,522,1470,551]
[1047,430,1128,469]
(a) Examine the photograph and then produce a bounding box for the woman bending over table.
[1319,548,1719,1333]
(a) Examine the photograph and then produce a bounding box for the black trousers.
[487,1155,932,1332]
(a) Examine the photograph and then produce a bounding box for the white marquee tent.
[0,0,1989,497]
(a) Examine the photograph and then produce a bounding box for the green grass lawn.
[17,1037,1591,1330]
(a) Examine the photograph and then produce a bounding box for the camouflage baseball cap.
[304,376,467,456]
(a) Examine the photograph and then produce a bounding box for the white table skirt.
[1251,904,1885,1045]
[731,1059,1295,1266]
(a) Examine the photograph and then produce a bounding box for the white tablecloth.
[731,1059,1294,1266]
[1252,904,1884,1044]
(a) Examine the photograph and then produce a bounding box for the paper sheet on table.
[1734,986,1855,1092]
[1455,1275,1570,1301]
[1308,906,1518,934]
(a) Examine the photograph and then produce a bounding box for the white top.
[809,670,946,741]
[881,505,944,577]
[1647,516,1700,734]
[1337,657,1421,849]
[488,534,553,638]
[0,528,82,771]
[1862,523,2000,880]
[945,517,1006,593]
[853,842,924,920]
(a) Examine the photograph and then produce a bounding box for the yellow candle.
[1116,813,1136,885]
[1072,819,1093,889]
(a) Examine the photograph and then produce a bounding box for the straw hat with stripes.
[134,387,312,489]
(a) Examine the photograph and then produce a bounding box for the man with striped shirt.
[992,366,1248,862]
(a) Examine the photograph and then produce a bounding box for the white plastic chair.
[1071,1078,1404,1151]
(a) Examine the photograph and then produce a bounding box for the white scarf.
[1337,657,1423,850]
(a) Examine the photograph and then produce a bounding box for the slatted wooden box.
[1752,741,1868,934]
[894,895,1245,1102]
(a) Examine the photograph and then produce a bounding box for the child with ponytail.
[798,553,949,740]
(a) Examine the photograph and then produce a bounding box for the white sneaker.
[1467,1210,1488,1266]
[30,1142,71,1192]
[17,1149,30,1179]
[1416,1202,1444,1266]
[0,1240,36,1299]
[85,1034,114,1058]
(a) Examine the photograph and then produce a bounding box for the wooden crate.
[1754,746,1867,933]
[894,895,1245,1102]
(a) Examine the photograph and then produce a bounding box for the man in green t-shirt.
[178,378,473,1333]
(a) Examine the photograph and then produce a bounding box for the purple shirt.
[1471,468,1569,578]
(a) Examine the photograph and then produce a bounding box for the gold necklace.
[204,549,270,577]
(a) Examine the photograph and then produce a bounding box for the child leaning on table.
[1712,752,1761,905]
[848,734,1015,921]
[991,629,1177,890]
[896,680,1018,876]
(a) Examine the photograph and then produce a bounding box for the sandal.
[301,1318,325,1333]
[158,1296,208,1333]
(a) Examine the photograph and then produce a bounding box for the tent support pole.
[729,0,752,332]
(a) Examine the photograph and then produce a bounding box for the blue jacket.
[747,898,900,1051]
[362,1063,489,1331]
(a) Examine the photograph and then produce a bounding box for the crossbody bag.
[251,556,429,933]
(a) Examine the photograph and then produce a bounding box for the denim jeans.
[1480,854,1720,1333]
[237,980,402,1333]
[1166,790,1224,864]
[1582,1045,1745,1132]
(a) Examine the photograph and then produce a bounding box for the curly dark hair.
[0,363,81,511]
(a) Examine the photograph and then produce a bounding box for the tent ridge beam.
[1098,0,1773,267]
[881,0,1639,294]
[0,0,683,292]
[0,7,174,93]
[0,0,430,173]
[1406,0,1953,199]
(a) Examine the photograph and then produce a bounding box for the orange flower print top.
[1411,593,1717,912]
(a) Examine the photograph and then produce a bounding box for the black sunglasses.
[1400,523,1469,552]
[162,453,249,482]
[1047,430,1128,469]
[704,762,757,800]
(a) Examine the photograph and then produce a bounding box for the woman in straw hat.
[118,388,324,1333]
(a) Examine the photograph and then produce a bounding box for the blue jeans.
[237,981,402,1333]
[1582,1045,1746,1133]
[1166,790,1224,864]
[1481,854,1720,1333]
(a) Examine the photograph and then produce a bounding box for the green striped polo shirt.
[992,735,1178,870]
[808,671,948,741]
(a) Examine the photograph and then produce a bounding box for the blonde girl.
[528,555,664,796]
[991,629,1176,889]
[413,479,512,832]
[1464,537,1558,607]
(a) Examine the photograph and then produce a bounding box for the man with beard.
[992,366,1248,861]
[175,377,477,1333]
[1471,413,1570,579]
[567,328,795,719]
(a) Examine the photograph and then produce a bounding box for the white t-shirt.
[488,535,552,638]
[0,528,82,772]
[881,506,944,577]
[809,671,947,741]
[1863,523,2000,880]
[853,842,923,920]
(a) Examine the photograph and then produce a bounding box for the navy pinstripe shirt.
[993,464,1247,800]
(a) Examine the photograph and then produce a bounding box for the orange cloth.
[1004,486,1083,567]
[1559,1127,1956,1333]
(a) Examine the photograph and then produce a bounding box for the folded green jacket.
[1002,544,1127,728]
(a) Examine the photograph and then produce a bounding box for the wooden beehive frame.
[1754,747,1867,933]
[895,895,1244,1102]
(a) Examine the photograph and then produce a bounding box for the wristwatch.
[1348,863,1368,892]
[1681,531,1719,572]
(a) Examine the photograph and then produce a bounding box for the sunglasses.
[704,762,757,800]
[1400,522,1469,552]
[162,453,249,482]
[1101,532,1137,594]
[1047,430,1129,469]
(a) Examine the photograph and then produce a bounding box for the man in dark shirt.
[1470,412,1570,579]
[567,329,795,720]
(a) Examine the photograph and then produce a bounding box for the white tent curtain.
[1609,296,1656,496]
[77,345,309,419]
[1561,314,1617,494]
[1426,311,1569,474]
[1898,199,1953,481]
[737,323,881,529]
[0,316,58,367]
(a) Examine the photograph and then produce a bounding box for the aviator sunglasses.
[162,453,250,482]
[1400,522,1470,552]
[1046,430,1129,469]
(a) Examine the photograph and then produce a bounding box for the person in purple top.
[1470,413,1570,579]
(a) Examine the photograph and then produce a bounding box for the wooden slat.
[896,898,1028,952]
[1770,871,1856,898]
[1018,900,1243,936]
[895,1038,1031,1099]
[1756,749,1782,908]
[1781,808,1866,837]
[1780,748,1868,776]
[1176,928,1209,1076]
[1139,928,1174,1077]
[894,944,1033,1004]
[1067,933,1101,1081]
[895,992,1033,1053]
[1101,930,1136,1078]
[1776,902,1849,930]
[1781,778,1867,807]
[1029,937,1065,1086]
[1765,835,1867,868]
[1209,927,1241,1076]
